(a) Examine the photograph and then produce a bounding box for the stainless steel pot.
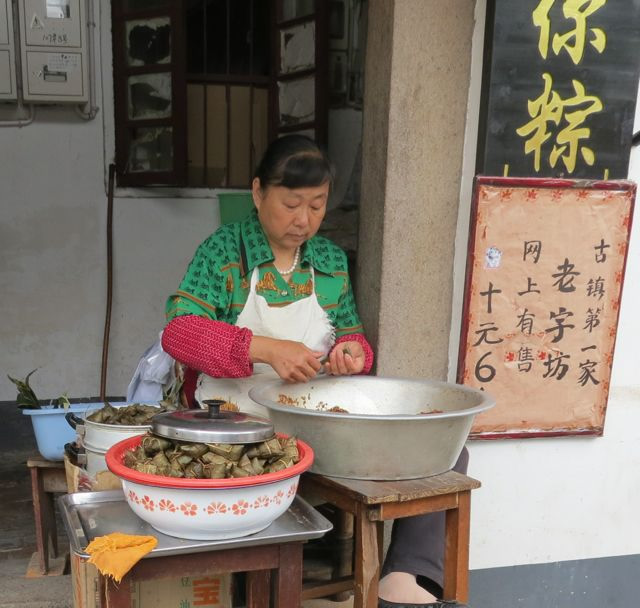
[66,405,161,476]
[249,376,495,480]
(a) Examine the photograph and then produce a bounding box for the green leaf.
[7,369,41,409]
[55,393,71,409]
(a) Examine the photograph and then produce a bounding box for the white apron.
[195,266,335,417]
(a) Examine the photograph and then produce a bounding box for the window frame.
[111,0,328,189]
[112,1,187,187]
[269,1,329,144]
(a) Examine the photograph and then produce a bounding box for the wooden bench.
[26,455,68,576]
[300,470,481,608]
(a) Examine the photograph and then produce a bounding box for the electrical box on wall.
[18,0,89,103]
[0,0,18,100]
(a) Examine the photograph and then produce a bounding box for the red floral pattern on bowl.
[206,502,228,515]
[180,502,198,516]
[140,495,155,511]
[158,499,176,513]
[232,500,249,516]
[253,495,271,509]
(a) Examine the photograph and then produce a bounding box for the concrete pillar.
[356,0,476,380]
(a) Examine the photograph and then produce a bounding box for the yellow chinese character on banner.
[533,0,607,64]
[516,73,603,173]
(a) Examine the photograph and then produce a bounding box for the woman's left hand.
[324,341,365,376]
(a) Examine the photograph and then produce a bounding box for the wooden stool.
[103,543,303,608]
[26,455,68,576]
[300,470,481,608]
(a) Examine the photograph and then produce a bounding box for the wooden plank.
[332,512,355,601]
[376,522,384,567]
[24,552,68,578]
[273,543,303,608]
[443,490,471,603]
[354,504,379,608]
[30,466,49,575]
[335,510,354,540]
[42,468,68,493]
[124,545,279,581]
[105,577,131,608]
[372,494,459,521]
[246,570,270,608]
[303,471,480,505]
[299,476,357,514]
[302,576,354,600]
[27,456,65,469]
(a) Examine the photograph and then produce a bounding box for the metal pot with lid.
[150,399,275,445]
[65,402,164,476]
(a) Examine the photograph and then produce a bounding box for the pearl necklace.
[275,246,300,276]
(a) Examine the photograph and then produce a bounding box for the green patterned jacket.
[166,210,364,338]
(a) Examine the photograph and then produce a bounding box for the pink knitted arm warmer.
[333,333,374,374]
[162,316,374,378]
[162,315,254,378]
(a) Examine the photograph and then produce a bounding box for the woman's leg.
[380,447,470,599]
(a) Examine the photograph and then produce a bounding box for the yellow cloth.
[85,533,158,583]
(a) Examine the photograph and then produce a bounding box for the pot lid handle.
[202,399,225,418]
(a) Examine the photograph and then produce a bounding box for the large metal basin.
[249,376,494,480]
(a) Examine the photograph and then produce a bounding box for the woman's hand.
[249,336,324,383]
[324,341,365,376]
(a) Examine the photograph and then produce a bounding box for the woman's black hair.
[254,134,335,190]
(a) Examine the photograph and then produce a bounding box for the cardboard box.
[131,573,232,608]
[64,454,122,493]
[71,552,102,608]
[71,553,232,608]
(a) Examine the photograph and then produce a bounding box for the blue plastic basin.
[22,402,127,461]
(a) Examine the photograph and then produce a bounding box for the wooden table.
[59,490,332,608]
[26,455,68,576]
[104,543,302,608]
[300,470,481,608]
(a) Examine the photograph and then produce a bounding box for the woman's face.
[252,178,329,252]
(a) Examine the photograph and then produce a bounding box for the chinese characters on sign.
[458,178,635,437]
[477,0,640,179]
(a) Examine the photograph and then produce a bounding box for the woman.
[162,135,468,608]
[162,135,373,413]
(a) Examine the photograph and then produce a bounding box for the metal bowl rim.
[248,376,495,421]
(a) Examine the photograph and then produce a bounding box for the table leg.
[376,521,385,567]
[30,467,49,575]
[443,490,471,603]
[354,506,379,608]
[273,543,303,608]
[105,576,132,608]
[50,506,59,560]
[246,569,270,608]
[332,510,354,601]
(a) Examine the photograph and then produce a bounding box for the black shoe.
[378,599,470,608]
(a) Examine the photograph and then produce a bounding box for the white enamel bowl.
[106,434,314,540]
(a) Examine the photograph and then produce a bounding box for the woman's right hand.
[249,336,324,383]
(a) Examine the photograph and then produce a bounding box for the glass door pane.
[125,17,171,66]
[127,72,172,119]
